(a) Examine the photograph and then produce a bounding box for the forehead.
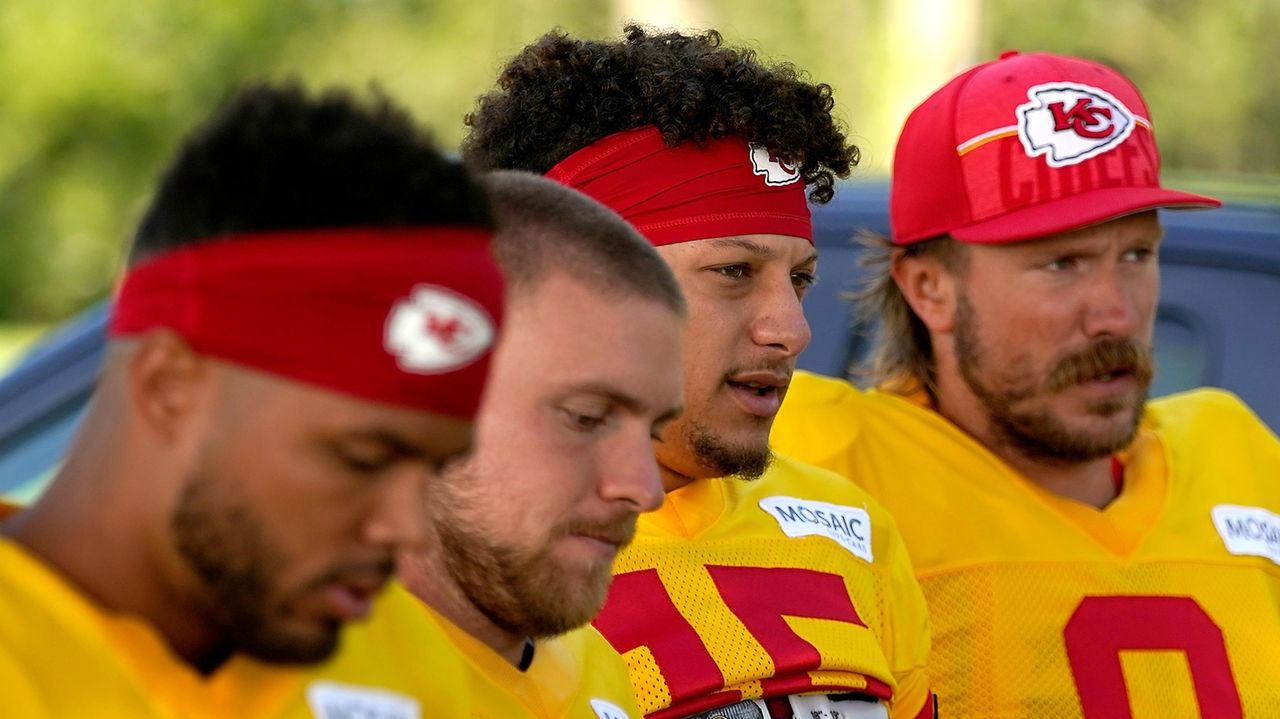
[498,271,680,361]
[215,362,474,449]
[667,233,817,264]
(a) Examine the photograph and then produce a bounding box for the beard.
[429,484,636,639]
[171,471,389,666]
[953,293,1154,464]
[684,418,774,481]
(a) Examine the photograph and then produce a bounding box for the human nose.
[361,468,429,549]
[1082,265,1144,339]
[749,279,811,357]
[598,429,665,512]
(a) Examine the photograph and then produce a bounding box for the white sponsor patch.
[306,681,420,719]
[759,496,872,563]
[1016,81,1137,167]
[789,693,889,719]
[384,284,494,374]
[1212,504,1280,565]
[589,698,632,719]
[749,144,802,186]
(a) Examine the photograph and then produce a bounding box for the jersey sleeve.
[772,371,867,479]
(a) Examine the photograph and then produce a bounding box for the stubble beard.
[953,293,1153,464]
[430,485,635,639]
[171,471,342,666]
[682,417,774,481]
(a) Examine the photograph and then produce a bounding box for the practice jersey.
[0,526,639,719]
[772,371,1280,718]
[0,533,323,718]
[593,454,934,719]
[333,581,644,718]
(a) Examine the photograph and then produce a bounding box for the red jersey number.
[594,566,867,709]
[1064,595,1243,718]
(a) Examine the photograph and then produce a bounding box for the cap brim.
[952,187,1222,244]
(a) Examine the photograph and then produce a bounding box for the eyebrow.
[705,237,779,258]
[704,237,819,268]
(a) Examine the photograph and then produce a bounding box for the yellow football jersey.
[772,371,1280,718]
[0,528,639,718]
[0,534,318,718]
[334,581,644,718]
[593,454,934,719]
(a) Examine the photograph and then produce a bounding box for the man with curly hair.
[465,26,935,719]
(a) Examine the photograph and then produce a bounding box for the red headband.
[110,227,503,419]
[546,126,812,246]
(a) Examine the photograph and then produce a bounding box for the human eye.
[791,270,818,291]
[332,445,395,475]
[1043,256,1079,272]
[1121,245,1157,263]
[710,263,751,280]
[559,400,611,433]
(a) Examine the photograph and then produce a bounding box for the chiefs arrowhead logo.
[749,144,802,186]
[384,284,494,374]
[1016,82,1137,168]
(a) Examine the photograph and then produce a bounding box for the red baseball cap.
[890,51,1220,245]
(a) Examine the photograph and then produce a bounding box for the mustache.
[561,512,640,550]
[1046,338,1154,393]
[719,362,795,384]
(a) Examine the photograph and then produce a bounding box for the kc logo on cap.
[384,284,495,375]
[1017,82,1140,168]
[889,51,1219,245]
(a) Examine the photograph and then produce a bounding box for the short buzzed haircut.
[482,170,685,316]
[131,83,489,265]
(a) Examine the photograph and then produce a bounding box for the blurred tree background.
[0,0,1276,334]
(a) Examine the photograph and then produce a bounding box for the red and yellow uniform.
[772,371,1280,718]
[0,532,638,718]
[593,454,934,719]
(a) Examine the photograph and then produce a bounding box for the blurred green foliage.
[0,0,1276,322]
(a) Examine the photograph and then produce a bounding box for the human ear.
[890,248,958,334]
[127,329,208,444]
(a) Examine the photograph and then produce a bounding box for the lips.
[314,568,391,622]
[725,371,791,418]
[318,581,381,622]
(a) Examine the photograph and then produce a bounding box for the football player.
[465,26,936,719]
[0,84,505,716]
[773,51,1280,717]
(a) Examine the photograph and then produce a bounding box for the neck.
[932,379,1119,509]
[396,543,528,667]
[1,422,228,670]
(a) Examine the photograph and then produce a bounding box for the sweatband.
[546,126,812,245]
[110,226,503,419]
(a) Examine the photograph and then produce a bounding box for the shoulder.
[772,371,871,467]
[1146,388,1279,446]
[776,371,870,432]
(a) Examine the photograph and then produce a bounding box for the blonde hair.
[848,231,966,398]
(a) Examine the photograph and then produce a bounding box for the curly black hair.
[462,25,858,204]
[132,83,490,263]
